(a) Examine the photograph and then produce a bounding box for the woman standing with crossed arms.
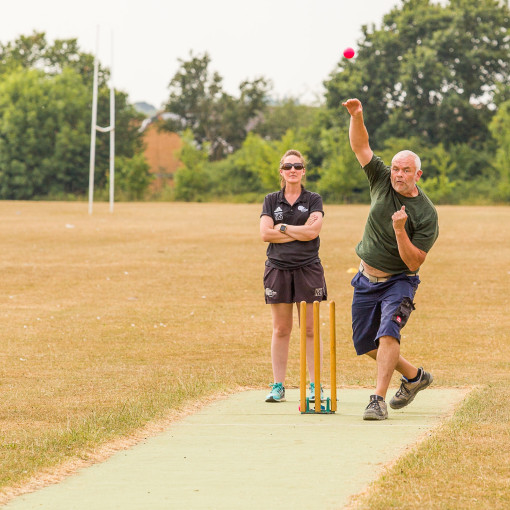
[260,149,327,403]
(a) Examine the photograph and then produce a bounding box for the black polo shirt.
[260,187,324,269]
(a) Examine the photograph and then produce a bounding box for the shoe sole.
[363,412,388,421]
[265,397,286,402]
[389,374,433,410]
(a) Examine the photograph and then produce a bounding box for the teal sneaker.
[265,382,285,402]
[309,382,325,403]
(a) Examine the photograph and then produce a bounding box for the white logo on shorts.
[314,288,323,297]
[265,288,277,297]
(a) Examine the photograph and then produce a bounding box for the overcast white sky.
[1,0,403,109]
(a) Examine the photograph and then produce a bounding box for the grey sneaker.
[265,382,285,402]
[389,368,433,409]
[363,395,388,420]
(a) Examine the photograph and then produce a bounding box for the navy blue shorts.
[351,271,420,355]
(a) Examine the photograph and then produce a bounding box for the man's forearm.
[349,113,370,153]
[394,230,426,272]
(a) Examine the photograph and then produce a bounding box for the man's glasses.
[281,163,305,171]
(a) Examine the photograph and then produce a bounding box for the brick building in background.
[141,115,182,193]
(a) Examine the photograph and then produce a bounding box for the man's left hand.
[392,206,408,231]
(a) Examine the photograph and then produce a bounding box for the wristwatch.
[279,224,287,233]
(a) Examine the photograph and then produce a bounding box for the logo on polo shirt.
[298,205,308,212]
[274,206,283,221]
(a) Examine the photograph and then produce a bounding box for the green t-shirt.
[355,155,439,274]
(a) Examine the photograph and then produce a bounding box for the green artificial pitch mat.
[5,388,467,510]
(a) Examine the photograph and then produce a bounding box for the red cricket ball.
[343,47,355,59]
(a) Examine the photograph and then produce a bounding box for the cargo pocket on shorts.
[391,297,416,328]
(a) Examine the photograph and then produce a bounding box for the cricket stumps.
[299,300,337,414]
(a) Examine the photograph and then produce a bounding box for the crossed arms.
[260,211,323,243]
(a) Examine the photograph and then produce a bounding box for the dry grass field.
[0,201,509,508]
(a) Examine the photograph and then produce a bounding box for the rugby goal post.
[89,27,115,214]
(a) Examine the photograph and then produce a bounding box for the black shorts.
[263,262,327,304]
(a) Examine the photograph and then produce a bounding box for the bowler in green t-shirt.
[343,98,439,421]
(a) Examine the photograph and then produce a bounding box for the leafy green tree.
[163,52,271,160]
[443,143,493,184]
[215,77,270,159]
[203,131,312,199]
[254,99,320,141]
[296,108,339,173]
[417,144,457,203]
[0,68,90,198]
[0,31,108,88]
[218,132,278,194]
[173,130,211,201]
[0,32,146,198]
[489,99,510,200]
[114,153,152,200]
[325,0,510,149]
[317,128,368,203]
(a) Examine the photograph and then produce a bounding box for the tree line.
[0,32,151,200]
[0,0,509,204]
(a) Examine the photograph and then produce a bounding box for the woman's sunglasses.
[281,163,305,171]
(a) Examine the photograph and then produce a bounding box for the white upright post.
[88,27,115,215]
[109,30,115,213]
[88,27,100,215]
